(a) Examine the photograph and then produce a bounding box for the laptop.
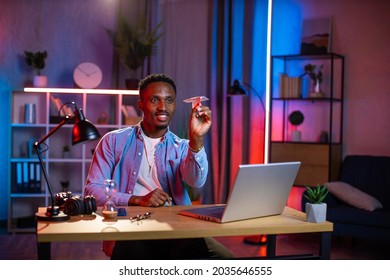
[179,161,301,223]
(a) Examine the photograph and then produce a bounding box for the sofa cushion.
[340,155,390,209]
[325,181,383,212]
[327,205,390,228]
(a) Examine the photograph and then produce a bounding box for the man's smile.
[155,113,169,122]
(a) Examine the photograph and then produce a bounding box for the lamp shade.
[229,79,248,96]
[72,106,101,145]
[72,120,101,145]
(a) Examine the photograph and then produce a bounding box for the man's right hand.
[128,189,172,207]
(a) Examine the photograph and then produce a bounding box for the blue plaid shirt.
[84,124,208,206]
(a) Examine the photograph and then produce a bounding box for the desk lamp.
[228,79,248,96]
[34,102,101,221]
[228,80,267,245]
[228,79,265,111]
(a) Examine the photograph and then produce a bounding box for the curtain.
[147,0,269,204]
[204,0,269,204]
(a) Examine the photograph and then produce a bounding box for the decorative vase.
[320,131,329,143]
[24,103,36,124]
[306,202,327,223]
[33,75,48,87]
[309,79,323,98]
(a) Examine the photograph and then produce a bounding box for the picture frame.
[300,17,332,55]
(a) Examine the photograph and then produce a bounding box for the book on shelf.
[11,162,41,193]
[122,105,142,125]
[14,162,23,193]
[279,74,302,98]
[22,162,28,191]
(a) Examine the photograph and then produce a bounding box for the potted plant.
[303,63,323,97]
[24,50,48,87]
[304,184,329,223]
[62,145,70,158]
[60,180,69,192]
[106,15,163,89]
[288,110,304,142]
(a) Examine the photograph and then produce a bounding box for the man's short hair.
[139,73,176,98]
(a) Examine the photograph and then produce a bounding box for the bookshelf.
[269,53,344,186]
[8,88,139,232]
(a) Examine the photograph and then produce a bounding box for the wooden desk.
[36,205,333,259]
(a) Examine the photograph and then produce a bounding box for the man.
[85,73,215,259]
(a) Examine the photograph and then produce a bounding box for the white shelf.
[8,88,140,232]
[24,87,138,95]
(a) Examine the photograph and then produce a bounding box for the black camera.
[55,191,97,216]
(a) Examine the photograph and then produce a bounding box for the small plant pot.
[306,202,327,223]
[33,75,48,87]
[62,151,70,158]
[291,130,302,142]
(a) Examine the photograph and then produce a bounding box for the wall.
[0,0,120,221]
[1,0,390,220]
[0,0,212,221]
[0,1,118,89]
[273,0,390,157]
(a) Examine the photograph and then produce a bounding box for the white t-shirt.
[133,131,163,196]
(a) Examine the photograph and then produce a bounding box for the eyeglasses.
[129,212,152,222]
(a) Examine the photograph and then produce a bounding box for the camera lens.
[84,196,97,214]
[63,196,84,216]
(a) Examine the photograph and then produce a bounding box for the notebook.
[179,161,301,223]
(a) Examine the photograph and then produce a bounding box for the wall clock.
[73,62,103,89]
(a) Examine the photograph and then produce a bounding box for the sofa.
[302,155,390,241]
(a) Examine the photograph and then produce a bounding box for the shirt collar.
[136,122,171,143]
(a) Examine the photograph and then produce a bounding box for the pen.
[165,197,172,206]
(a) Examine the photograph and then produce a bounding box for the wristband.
[189,144,204,153]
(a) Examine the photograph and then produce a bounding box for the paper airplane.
[183,96,209,108]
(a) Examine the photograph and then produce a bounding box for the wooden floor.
[1,229,389,260]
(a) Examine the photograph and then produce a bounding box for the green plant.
[106,15,163,77]
[288,110,304,126]
[304,184,329,204]
[303,64,323,83]
[24,50,48,75]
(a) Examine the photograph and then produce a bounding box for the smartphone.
[117,208,127,216]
